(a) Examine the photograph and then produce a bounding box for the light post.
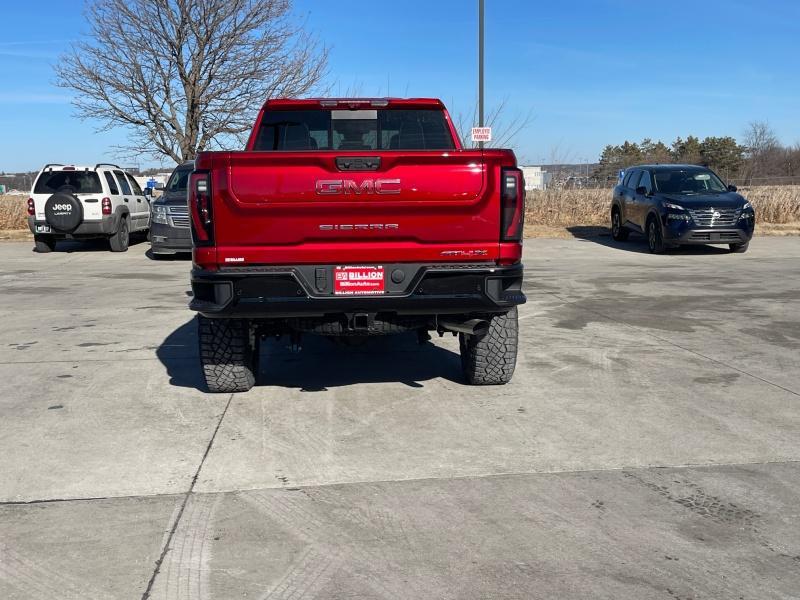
[478,0,484,150]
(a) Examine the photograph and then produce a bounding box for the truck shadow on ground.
[566,226,731,255]
[157,318,465,392]
[44,237,149,253]
[144,248,191,261]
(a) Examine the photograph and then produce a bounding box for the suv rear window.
[253,109,455,151]
[127,175,144,195]
[104,171,119,195]
[34,171,103,194]
[114,171,132,195]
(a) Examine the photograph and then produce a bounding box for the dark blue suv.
[611,164,755,253]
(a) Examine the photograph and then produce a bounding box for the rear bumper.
[189,263,526,319]
[28,215,119,237]
[150,221,192,253]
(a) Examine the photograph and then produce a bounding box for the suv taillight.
[27,198,35,216]
[500,168,524,241]
[101,197,112,215]
[189,171,213,245]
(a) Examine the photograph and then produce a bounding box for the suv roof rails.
[42,163,64,171]
[95,163,122,171]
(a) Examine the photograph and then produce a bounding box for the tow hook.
[348,312,374,332]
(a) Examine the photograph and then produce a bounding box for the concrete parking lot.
[1,236,799,599]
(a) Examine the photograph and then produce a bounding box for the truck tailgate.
[208,151,507,264]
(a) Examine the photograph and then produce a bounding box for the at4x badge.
[440,249,489,257]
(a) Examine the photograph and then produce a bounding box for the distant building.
[520,166,552,191]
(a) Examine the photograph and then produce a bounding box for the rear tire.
[34,235,56,253]
[109,217,129,252]
[647,216,666,254]
[198,316,257,393]
[729,242,749,253]
[611,207,629,241]
[459,308,518,385]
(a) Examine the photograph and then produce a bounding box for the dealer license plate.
[334,266,385,295]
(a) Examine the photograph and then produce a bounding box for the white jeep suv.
[27,163,151,252]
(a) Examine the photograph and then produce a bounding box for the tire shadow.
[145,248,192,261]
[156,317,465,392]
[41,236,149,253]
[566,226,733,255]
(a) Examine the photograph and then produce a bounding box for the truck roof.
[262,98,445,110]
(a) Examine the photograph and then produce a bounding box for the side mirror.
[727,184,738,192]
[635,186,648,196]
[143,188,152,197]
[156,184,166,191]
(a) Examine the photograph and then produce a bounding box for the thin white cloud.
[0,50,60,60]
[0,92,72,104]
[0,39,76,47]
[0,39,75,60]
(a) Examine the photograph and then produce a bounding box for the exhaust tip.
[471,320,490,337]
[439,318,490,336]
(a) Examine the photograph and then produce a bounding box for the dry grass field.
[3,188,800,240]
[0,195,28,234]
[525,185,800,237]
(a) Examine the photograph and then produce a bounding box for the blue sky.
[1,0,799,172]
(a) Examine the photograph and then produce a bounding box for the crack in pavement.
[4,457,800,507]
[139,393,234,600]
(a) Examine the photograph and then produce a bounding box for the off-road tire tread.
[198,316,256,393]
[460,308,518,385]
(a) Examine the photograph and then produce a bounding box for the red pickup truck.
[189,98,526,392]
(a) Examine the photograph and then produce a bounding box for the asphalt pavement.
[1,235,799,599]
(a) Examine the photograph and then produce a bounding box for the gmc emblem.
[316,179,401,195]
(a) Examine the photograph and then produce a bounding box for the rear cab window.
[34,170,102,195]
[253,109,455,151]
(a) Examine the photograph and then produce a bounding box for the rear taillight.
[101,197,112,215]
[500,168,524,241]
[27,198,35,216]
[189,172,213,245]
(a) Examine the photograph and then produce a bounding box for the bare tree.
[452,97,535,149]
[56,0,328,162]
[742,121,781,182]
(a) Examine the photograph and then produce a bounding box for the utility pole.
[478,0,484,150]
